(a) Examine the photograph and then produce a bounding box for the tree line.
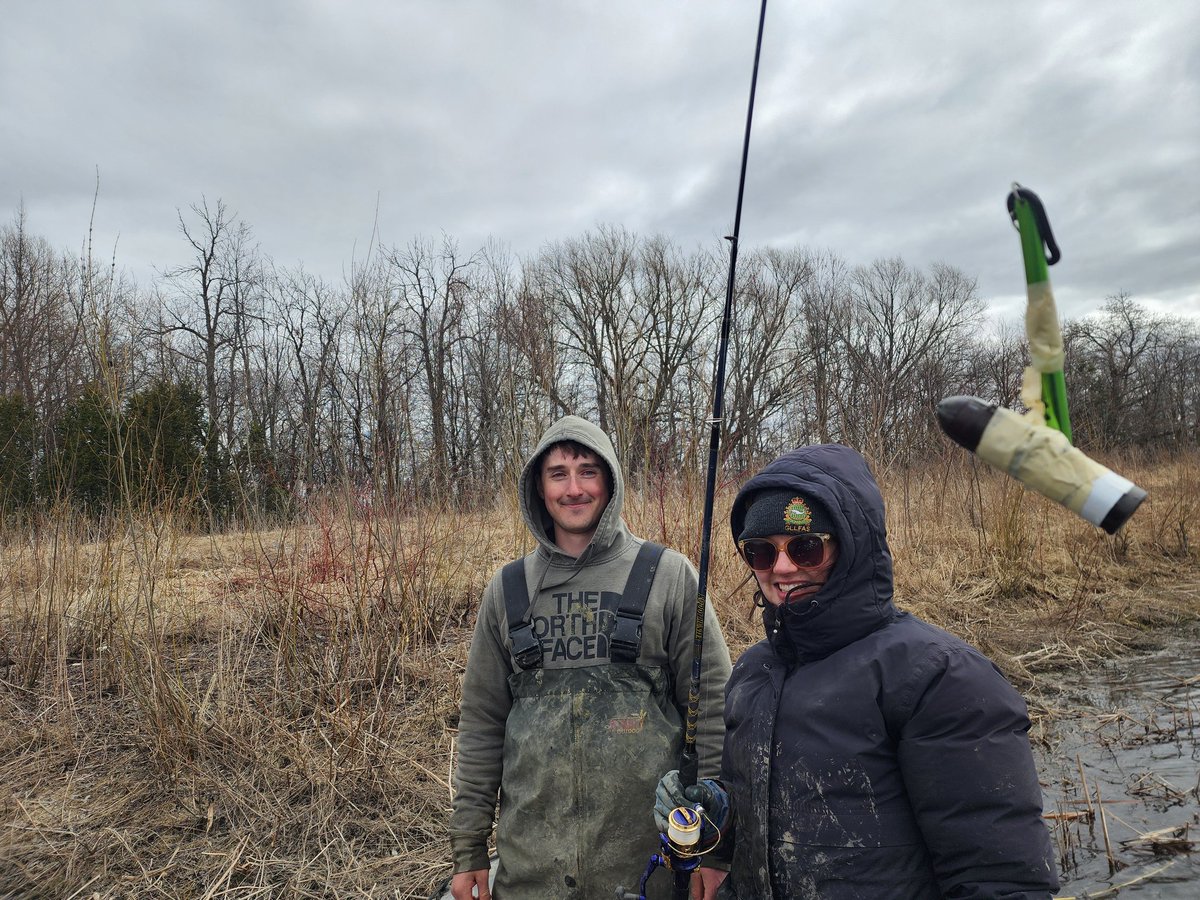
[2,200,1197,522]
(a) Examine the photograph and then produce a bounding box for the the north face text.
[529,590,621,663]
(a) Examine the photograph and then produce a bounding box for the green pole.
[1010,187,1072,442]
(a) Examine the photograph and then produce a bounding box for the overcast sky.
[4,1,1198,325]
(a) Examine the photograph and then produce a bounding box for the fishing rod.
[937,183,1147,533]
[683,0,768,793]
[616,2,769,898]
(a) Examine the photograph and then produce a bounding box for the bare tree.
[0,207,90,422]
[962,317,1027,408]
[532,226,640,440]
[791,250,852,447]
[837,258,985,465]
[343,254,414,493]
[158,198,260,506]
[496,274,580,424]
[268,266,348,491]
[1065,293,1200,449]
[723,246,816,469]
[625,234,720,474]
[459,241,547,488]
[530,227,719,476]
[385,235,477,497]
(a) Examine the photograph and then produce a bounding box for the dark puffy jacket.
[718,445,1058,899]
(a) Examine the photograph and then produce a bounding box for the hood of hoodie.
[518,415,628,565]
[730,443,896,663]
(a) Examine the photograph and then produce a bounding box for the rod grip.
[679,750,699,789]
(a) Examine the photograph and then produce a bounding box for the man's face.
[752,534,839,607]
[537,446,610,544]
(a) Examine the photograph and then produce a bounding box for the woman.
[658,444,1058,899]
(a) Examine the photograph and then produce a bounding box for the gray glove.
[653,769,730,846]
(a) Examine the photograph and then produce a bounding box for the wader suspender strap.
[501,559,543,671]
[502,541,666,671]
[609,541,665,664]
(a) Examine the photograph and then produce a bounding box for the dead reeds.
[1,449,1198,897]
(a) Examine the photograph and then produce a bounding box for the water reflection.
[1034,637,1200,897]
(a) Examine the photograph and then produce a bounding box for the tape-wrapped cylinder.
[936,396,1147,534]
[1025,281,1064,374]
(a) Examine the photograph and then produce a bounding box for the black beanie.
[739,488,836,541]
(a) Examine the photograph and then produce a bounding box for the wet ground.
[1034,633,1200,897]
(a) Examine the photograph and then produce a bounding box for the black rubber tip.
[1099,486,1148,534]
[936,396,997,452]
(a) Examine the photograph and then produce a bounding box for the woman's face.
[747,533,839,607]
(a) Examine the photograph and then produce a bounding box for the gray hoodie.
[450,416,732,898]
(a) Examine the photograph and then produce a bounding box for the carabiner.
[1007,183,1061,266]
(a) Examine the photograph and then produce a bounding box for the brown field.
[2,450,1198,898]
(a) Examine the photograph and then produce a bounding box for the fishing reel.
[615,806,706,900]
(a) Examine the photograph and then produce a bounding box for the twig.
[200,834,251,900]
[1075,754,1093,820]
[1096,784,1117,874]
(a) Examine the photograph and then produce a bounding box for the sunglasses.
[737,534,833,571]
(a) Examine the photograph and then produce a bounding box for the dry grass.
[2,450,1198,898]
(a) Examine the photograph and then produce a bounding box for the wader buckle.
[609,613,644,664]
[509,623,543,670]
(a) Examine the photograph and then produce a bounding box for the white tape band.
[1081,471,1135,526]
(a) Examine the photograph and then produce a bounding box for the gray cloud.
[3,0,1197,320]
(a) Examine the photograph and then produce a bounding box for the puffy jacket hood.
[730,443,895,662]
[518,415,627,564]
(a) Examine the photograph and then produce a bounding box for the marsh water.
[1034,633,1200,897]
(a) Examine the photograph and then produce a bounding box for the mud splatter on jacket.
[719,444,1058,899]
[450,416,732,899]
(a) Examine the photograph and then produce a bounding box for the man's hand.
[693,866,729,900]
[450,869,490,900]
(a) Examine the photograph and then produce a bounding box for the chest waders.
[493,542,683,900]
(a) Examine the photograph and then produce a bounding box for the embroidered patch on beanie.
[782,497,812,533]
[740,487,835,541]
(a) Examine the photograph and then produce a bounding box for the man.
[450,415,732,900]
[656,443,1058,898]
